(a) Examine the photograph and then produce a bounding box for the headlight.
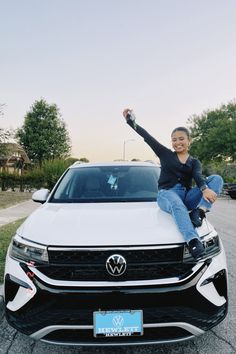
[183,233,221,261]
[9,235,48,263]
[202,233,220,254]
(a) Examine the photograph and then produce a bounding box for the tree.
[16,99,71,167]
[188,101,236,162]
[78,157,89,163]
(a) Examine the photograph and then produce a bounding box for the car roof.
[69,161,159,169]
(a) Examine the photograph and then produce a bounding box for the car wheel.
[228,191,236,199]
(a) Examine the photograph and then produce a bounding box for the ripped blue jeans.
[157,175,223,243]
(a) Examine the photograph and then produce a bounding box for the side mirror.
[32,189,50,204]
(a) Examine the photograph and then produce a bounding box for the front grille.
[6,296,227,335]
[41,246,190,281]
[43,327,191,343]
[48,247,183,264]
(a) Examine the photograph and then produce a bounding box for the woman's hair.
[171,127,191,139]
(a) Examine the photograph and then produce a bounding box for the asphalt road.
[0,198,236,354]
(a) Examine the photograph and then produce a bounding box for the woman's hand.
[202,188,217,204]
[123,108,132,120]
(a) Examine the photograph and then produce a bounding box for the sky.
[1,0,236,162]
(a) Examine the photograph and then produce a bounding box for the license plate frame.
[93,310,143,338]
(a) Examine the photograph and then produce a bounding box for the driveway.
[0,200,39,227]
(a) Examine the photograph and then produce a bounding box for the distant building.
[0,143,31,174]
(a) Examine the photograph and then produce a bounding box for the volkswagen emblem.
[112,315,124,327]
[106,254,127,276]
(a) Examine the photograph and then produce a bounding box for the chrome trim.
[144,322,204,336]
[30,321,204,341]
[41,336,195,346]
[28,263,203,287]
[48,244,183,251]
[22,230,217,250]
[31,325,93,339]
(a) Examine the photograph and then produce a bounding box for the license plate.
[93,310,143,337]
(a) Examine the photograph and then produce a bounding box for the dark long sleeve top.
[127,118,206,190]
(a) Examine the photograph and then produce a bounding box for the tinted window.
[50,166,160,203]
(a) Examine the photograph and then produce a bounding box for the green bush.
[203,162,236,183]
[221,163,236,182]
[0,158,84,191]
[0,171,44,191]
[40,159,75,190]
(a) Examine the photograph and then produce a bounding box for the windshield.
[50,165,160,203]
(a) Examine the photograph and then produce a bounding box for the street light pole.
[123,139,134,160]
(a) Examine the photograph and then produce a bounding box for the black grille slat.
[48,247,183,264]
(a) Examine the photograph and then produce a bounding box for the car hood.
[17,202,213,246]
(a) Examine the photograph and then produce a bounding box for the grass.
[0,191,32,283]
[0,218,25,283]
[0,191,32,209]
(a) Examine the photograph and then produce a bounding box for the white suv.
[4,161,228,345]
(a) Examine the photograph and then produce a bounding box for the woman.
[123,109,223,260]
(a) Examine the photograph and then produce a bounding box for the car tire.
[228,191,236,199]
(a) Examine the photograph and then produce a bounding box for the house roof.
[0,143,31,164]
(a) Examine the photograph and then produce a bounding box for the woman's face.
[171,130,190,154]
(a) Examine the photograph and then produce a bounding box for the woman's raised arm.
[122,108,167,157]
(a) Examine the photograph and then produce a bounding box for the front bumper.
[4,250,228,345]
